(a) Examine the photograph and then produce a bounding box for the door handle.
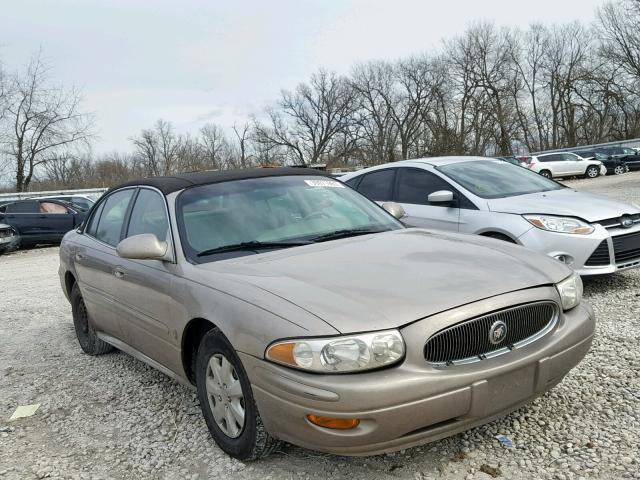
[113,268,126,279]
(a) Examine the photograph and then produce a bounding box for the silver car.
[340,157,640,275]
[58,168,594,460]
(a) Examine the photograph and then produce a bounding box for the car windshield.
[437,160,565,199]
[176,175,403,262]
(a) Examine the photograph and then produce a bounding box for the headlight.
[556,273,583,311]
[265,329,405,373]
[523,214,594,235]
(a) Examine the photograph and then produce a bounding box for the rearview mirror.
[117,233,169,260]
[381,202,406,220]
[428,190,455,204]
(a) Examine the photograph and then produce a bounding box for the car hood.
[487,188,640,222]
[196,229,571,333]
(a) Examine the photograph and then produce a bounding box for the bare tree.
[0,54,94,191]
[597,0,640,78]
[131,119,181,176]
[254,70,356,165]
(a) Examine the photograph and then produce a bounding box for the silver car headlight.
[265,329,405,373]
[523,214,594,235]
[556,273,583,311]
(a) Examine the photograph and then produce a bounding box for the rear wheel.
[539,170,552,179]
[196,328,282,460]
[70,283,113,355]
[614,165,626,175]
[585,165,599,178]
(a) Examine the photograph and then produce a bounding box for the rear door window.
[7,201,39,213]
[94,189,135,246]
[356,169,395,201]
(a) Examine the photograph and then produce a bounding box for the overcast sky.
[1,0,608,154]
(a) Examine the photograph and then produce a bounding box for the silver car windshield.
[176,175,402,261]
[437,160,564,199]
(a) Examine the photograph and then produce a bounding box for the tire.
[70,283,113,355]
[585,166,599,178]
[196,328,282,460]
[614,165,626,175]
[539,170,552,179]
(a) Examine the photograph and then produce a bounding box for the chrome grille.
[424,302,558,367]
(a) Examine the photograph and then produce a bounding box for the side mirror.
[381,202,406,220]
[117,233,168,260]
[428,190,455,204]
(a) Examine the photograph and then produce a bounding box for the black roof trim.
[106,167,333,196]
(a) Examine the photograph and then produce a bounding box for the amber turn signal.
[266,342,296,365]
[306,415,360,430]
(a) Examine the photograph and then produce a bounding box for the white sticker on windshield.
[304,179,345,188]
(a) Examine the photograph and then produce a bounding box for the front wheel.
[585,166,599,178]
[614,165,626,175]
[196,328,282,460]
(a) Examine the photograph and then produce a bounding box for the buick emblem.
[621,216,633,228]
[489,320,508,345]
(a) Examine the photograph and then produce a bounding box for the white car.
[527,152,606,179]
[340,157,640,276]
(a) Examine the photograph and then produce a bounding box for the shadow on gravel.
[582,271,638,297]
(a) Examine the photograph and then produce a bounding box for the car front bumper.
[517,222,640,276]
[0,230,20,252]
[242,287,595,456]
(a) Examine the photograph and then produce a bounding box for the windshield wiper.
[196,240,312,257]
[309,227,390,243]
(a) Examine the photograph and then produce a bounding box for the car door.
[36,201,76,240]
[3,201,40,242]
[393,167,461,231]
[112,188,181,370]
[73,188,136,340]
[562,153,586,175]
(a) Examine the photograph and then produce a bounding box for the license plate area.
[487,364,536,410]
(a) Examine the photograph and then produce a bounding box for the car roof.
[107,167,333,196]
[397,156,497,167]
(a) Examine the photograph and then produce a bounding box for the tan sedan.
[58,168,595,460]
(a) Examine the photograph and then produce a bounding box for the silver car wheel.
[614,165,625,175]
[206,353,245,438]
[587,166,599,178]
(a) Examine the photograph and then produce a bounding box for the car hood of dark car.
[487,188,640,222]
[195,229,571,333]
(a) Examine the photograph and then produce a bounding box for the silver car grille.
[424,301,558,367]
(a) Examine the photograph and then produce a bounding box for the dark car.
[0,199,87,247]
[572,150,628,175]
[0,223,20,254]
[595,146,640,171]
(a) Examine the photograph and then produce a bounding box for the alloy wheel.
[614,165,625,175]
[205,353,246,438]
[587,167,598,178]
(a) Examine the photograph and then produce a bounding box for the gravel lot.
[1,173,639,480]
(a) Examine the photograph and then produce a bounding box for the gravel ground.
[1,173,639,480]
